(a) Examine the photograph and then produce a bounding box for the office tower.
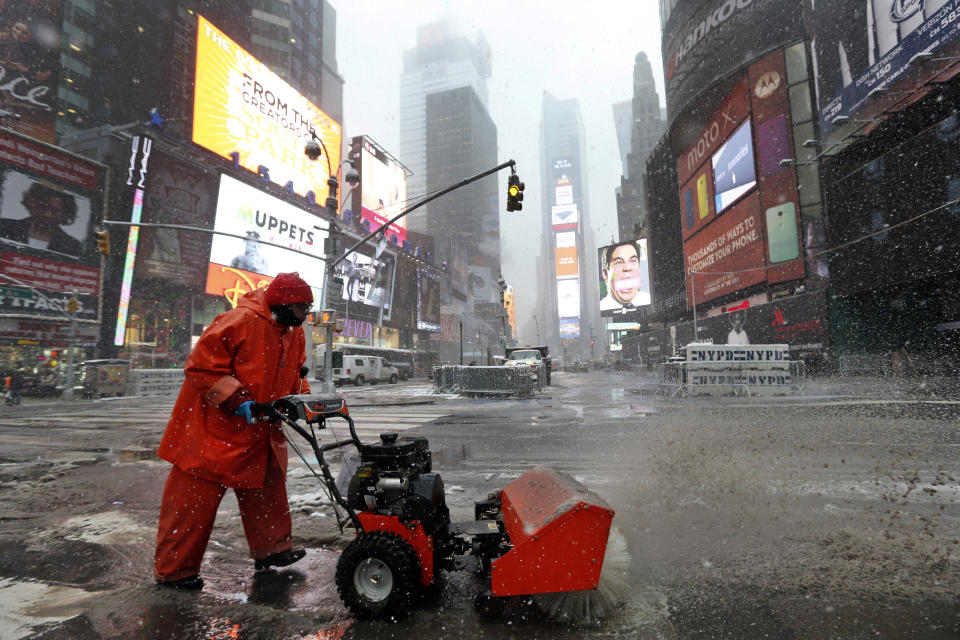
[539,91,600,358]
[617,52,665,242]
[399,20,491,232]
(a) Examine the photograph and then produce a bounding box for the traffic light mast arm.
[330,159,517,270]
[98,220,331,263]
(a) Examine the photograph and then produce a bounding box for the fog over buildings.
[335,1,666,347]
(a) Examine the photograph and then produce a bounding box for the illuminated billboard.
[598,238,651,316]
[416,266,441,332]
[555,245,578,278]
[333,246,396,316]
[683,192,765,303]
[206,174,328,306]
[358,137,408,245]
[556,279,580,318]
[559,318,580,339]
[193,15,341,201]
[551,204,579,230]
[711,118,756,213]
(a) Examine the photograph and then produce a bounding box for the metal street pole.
[459,320,463,365]
[689,269,698,340]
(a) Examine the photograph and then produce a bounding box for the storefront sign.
[0,317,99,347]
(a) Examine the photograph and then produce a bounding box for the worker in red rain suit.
[154,272,315,590]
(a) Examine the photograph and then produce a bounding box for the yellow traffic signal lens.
[508,186,519,196]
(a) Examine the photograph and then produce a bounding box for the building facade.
[538,91,601,363]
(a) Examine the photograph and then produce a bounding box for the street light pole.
[532,314,540,344]
[689,269,698,340]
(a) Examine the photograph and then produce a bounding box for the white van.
[334,356,400,386]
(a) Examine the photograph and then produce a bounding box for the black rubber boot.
[254,548,306,571]
[157,575,204,590]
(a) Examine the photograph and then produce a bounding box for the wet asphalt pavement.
[0,371,958,639]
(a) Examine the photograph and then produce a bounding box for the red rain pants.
[154,462,293,582]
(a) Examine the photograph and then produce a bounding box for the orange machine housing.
[489,466,615,597]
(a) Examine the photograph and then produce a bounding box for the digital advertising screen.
[598,238,651,316]
[333,246,396,316]
[559,317,580,339]
[683,192,766,304]
[206,174,328,305]
[711,118,757,213]
[556,278,580,319]
[193,15,341,201]
[551,204,579,230]
[358,138,408,245]
[555,231,579,279]
[416,266,441,332]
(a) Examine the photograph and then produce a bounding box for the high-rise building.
[616,52,665,242]
[538,91,601,360]
[399,20,491,231]
[612,100,632,176]
[54,1,342,141]
[424,86,499,272]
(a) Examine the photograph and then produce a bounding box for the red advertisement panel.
[676,76,751,186]
[0,129,100,191]
[684,193,765,305]
[749,51,805,285]
[1,250,99,295]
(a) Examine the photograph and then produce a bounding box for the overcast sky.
[333,1,665,340]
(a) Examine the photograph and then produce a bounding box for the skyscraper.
[617,52,665,242]
[539,91,600,359]
[399,20,491,230]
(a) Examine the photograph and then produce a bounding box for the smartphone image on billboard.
[766,202,800,263]
[684,188,695,229]
[696,173,709,220]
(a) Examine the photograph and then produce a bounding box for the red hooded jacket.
[157,288,309,488]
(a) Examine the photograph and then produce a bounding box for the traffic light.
[95,229,110,255]
[506,173,524,211]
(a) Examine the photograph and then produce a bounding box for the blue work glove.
[233,400,255,425]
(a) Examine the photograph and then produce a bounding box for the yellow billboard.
[193,15,341,201]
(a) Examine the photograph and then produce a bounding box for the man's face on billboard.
[604,243,640,304]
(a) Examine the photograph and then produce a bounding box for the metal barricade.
[432,365,542,397]
[657,360,807,397]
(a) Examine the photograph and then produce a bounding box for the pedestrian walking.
[7,370,23,405]
[153,272,314,590]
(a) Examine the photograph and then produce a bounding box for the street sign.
[0,287,32,299]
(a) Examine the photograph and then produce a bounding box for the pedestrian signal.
[95,229,110,255]
[506,173,524,211]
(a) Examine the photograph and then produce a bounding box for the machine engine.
[347,432,450,535]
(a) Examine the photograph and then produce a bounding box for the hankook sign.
[662,0,802,118]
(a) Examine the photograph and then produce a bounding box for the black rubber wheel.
[354,375,364,387]
[389,374,399,384]
[335,532,421,619]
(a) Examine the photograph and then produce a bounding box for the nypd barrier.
[661,344,805,396]
[433,365,543,397]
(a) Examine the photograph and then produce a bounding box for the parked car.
[333,356,400,386]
